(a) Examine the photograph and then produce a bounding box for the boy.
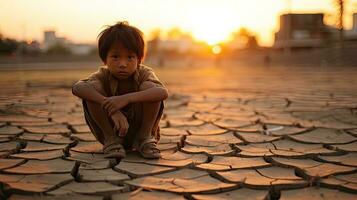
[72,21,168,159]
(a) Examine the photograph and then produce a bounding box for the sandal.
[137,138,161,159]
[103,143,126,158]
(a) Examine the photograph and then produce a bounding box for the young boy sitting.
[72,21,168,159]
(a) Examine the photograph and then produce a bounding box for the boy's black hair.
[98,21,145,63]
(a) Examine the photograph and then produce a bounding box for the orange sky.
[1,0,357,46]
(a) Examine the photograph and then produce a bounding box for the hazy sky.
[1,0,357,46]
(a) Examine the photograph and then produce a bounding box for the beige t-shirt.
[82,64,165,96]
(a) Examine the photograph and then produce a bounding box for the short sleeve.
[137,65,165,88]
[80,67,108,94]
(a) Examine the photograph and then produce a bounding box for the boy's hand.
[102,95,130,116]
[110,111,129,137]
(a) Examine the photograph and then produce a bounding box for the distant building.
[43,30,68,50]
[345,13,357,41]
[147,37,197,56]
[43,30,94,55]
[274,13,334,50]
[159,38,194,53]
[226,35,248,50]
[44,31,56,45]
[68,43,95,55]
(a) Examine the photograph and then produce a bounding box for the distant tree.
[148,28,162,41]
[46,43,71,55]
[166,27,193,40]
[238,28,251,38]
[167,27,183,40]
[147,29,162,56]
[15,40,42,56]
[246,36,258,49]
[230,27,259,49]
[0,37,19,55]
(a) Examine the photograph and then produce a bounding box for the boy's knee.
[85,100,100,109]
[142,101,162,112]
[139,81,168,101]
[72,81,82,95]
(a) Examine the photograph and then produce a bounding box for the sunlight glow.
[186,8,239,45]
[212,45,222,54]
[192,28,233,45]
[0,0,356,46]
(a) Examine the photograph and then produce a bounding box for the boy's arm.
[72,81,107,104]
[103,81,168,115]
[127,81,168,103]
[73,81,129,134]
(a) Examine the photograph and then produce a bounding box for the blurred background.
[0,0,356,68]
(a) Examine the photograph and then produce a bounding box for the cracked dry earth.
[0,64,357,200]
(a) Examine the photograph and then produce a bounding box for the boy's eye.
[128,55,136,60]
[111,55,119,58]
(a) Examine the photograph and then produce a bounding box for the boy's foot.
[137,138,161,159]
[103,143,126,158]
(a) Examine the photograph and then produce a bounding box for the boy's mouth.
[117,71,127,75]
[116,72,129,78]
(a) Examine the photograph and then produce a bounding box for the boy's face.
[105,42,138,80]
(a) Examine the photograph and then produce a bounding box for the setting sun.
[212,45,222,54]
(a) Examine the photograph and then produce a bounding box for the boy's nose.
[118,60,127,67]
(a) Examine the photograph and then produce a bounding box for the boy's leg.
[133,82,163,158]
[136,101,161,141]
[136,81,163,141]
[135,100,162,158]
[84,100,123,148]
